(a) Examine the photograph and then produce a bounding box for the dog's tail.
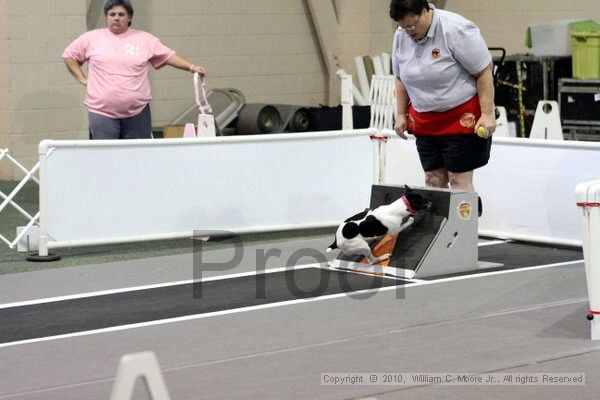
[327,240,338,252]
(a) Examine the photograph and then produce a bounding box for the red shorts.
[407,96,481,136]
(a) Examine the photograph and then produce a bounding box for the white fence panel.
[383,136,600,246]
[39,130,375,251]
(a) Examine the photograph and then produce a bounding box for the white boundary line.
[478,239,512,247]
[0,259,583,349]
[414,259,582,285]
[0,264,319,310]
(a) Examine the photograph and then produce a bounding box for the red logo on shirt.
[431,48,441,59]
[459,113,476,128]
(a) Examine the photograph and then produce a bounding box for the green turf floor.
[0,180,335,275]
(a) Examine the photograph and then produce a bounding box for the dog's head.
[404,192,431,212]
[403,185,431,212]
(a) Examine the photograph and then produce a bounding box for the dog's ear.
[404,184,412,194]
[341,222,360,239]
[359,215,389,237]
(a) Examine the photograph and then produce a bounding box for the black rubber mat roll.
[236,104,282,135]
[271,105,311,133]
[288,107,310,132]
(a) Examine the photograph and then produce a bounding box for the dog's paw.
[369,253,391,265]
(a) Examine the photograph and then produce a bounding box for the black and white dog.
[327,188,431,264]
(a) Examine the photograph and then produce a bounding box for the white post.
[381,52,391,75]
[377,139,387,184]
[351,84,368,106]
[110,352,171,400]
[336,68,367,106]
[372,138,381,184]
[384,78,396,131]
[576,179,600,340]
[371,55,385,76]
[354,56,370,101]
[38,143,49,257]
[340,72,354,131]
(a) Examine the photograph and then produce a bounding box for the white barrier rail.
[383,134,600,247]
[37,130,376,256]
[22,127,600,257]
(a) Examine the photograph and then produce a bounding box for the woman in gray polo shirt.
[390,0,495,192]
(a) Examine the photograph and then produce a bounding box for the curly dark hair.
[389,0,430,21]
[104,0,134,26]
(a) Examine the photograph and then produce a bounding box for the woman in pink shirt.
[63,0,207,139]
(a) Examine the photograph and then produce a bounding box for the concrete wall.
[1,0,599,179]
[1,0,88,180]
[1,0,12,178]
[336,0,395,77]
[134,0,327,126]
[445,0,600,54]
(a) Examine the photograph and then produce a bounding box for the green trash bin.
[570,21,600,79]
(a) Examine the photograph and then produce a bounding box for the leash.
[194,72,212,115]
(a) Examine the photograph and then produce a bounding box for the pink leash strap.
[194,72,213,115]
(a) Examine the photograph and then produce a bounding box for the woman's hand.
[475,112,496,138]
[190,65,207,77]
[63,57,88,87]
[394,114,408,139]
[166,54,207,77]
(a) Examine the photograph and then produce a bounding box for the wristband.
[189,64,195,73]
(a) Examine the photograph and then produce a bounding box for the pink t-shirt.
[63,28,175,118]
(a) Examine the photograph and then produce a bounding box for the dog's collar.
[401,195,417,215]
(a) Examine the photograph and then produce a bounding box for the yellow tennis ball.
[477,126,487,138]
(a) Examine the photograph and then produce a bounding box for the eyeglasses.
[399,13,421,32]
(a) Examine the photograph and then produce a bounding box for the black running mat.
[0,268,404,344]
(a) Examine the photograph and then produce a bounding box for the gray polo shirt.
[392,7,492,112]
